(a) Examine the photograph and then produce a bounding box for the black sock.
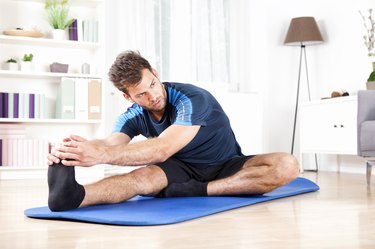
[48,162,85,211]
[157,179,208,198]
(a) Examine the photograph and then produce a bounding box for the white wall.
[242,0,373,173]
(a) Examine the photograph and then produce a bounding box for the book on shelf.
[23,93,29,119]
[69,19,78,41]
[88,79,102,120]
[29,93,35,119]
[0,93,3,118]
[2,93,9,118]
[56,77,75,119]
[56,77,102,121]
[13,93,19,118]
[0,139,2,166]
[75,78,89,120]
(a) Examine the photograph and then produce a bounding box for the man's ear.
[123,93,134,103]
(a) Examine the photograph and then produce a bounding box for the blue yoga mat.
[25,177,319,226]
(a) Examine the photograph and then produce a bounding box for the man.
[47,50,299,211]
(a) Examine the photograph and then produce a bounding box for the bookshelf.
[0,0,106,180]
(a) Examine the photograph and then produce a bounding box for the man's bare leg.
[207,152,299,195]
[81,166,167,207]
[48,164,167,211]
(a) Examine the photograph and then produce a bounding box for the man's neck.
[150,110,164,122]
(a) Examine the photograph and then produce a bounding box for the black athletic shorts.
[156,155,254,184]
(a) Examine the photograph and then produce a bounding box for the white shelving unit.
[0,0,106,180]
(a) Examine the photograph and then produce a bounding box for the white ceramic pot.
[20,61,33,72]
[5,62,18,71]
[52,29,67,40]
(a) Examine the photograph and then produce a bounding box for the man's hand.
[53,134,106,167]
[47,136,76,165]
[47,135,89,166]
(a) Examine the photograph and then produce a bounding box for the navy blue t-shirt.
[113,82,243,167]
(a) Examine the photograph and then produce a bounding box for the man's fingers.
[60,152,78,160]
[61,140,79,148]
[69,134,87,142]
[47,154,60,165]
[61,159,79,166]
[61,159,91,167]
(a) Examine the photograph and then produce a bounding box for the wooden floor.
[0,171,374,249]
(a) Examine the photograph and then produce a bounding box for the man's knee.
[276,153,299,183]
[129,166,168,195]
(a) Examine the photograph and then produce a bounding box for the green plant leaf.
[44,0,73,30]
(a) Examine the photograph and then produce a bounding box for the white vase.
[52,29,67,40]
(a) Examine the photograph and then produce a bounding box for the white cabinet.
[0,0,106,179]
[300,96,357,168]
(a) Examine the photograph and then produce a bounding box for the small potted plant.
[367,63,375,89]
[20,53,34,72]
[5,58,18,71]
[44,0,74,40]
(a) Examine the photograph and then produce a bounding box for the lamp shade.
[284,17,323,46]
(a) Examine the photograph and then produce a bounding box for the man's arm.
[79,132,131,147]
[57,125,200,167]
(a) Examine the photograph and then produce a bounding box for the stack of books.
[0,125,49,167]
[69,19,99,42]
[55,77,102,120]
[0,92,46,119]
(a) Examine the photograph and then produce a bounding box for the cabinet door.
[300,98,357,154]
[301,103,333,153]
[330,100,357,154]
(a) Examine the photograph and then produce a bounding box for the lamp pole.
[291,44,304,155]
[291,43,318,171]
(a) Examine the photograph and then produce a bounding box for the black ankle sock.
[157,179,208,198]
[48,162,85,211]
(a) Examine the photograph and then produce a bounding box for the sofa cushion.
[360,120,375,151]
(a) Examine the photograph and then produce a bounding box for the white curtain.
[106,0,230,86]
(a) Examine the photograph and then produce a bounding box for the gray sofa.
[357,90,375,185]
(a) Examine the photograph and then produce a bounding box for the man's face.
[124,69,167,114]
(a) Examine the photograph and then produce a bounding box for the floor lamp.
[284,17,323,168]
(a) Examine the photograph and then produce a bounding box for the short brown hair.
[108,50,152,93]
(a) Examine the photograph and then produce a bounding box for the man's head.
[108,50,167,117]
[108,50,153,94]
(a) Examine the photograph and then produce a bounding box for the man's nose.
[147,91,157,101]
